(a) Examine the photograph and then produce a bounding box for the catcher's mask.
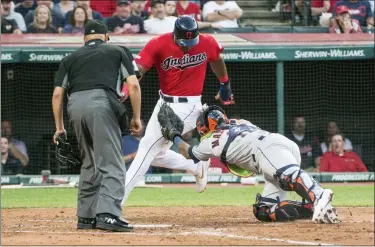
[196,105,229,136]
[55,135,80,168]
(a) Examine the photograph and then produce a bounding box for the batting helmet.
[174,15,199,47]
[196,105,229,136]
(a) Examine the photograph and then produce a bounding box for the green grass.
[1,185,374,209]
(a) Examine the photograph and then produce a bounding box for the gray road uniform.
[189,119,334,222]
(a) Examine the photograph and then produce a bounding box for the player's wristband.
[173,136,183,145]
[219,79,232,101]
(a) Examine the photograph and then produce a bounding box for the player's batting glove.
[218,79,235,105]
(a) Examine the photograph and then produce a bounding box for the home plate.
[134,224,175,228]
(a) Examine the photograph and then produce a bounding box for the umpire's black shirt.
[54,39,135,96]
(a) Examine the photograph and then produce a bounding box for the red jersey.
[135,33,224,96]
[90,1,117,17]
[320,151,368,172]
[311,0,338,12]
[144,0,152,13]
[176,2,202,21]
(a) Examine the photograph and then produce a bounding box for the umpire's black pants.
[67,89,125,218]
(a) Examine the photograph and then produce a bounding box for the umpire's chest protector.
[105,90,128,136]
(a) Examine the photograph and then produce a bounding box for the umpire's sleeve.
[54,59,69,89]
[119,46,141,79]
[119,47,137,79]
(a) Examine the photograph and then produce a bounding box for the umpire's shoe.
[96,213,134,232]
[77,217,96,229]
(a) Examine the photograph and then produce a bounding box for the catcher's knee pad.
[274,164,319,203]
[253,194,313,222]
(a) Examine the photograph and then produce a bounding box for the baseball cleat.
[195,159,210,193]
[312,189,339,224]
[96,213,134,232]
[77,217,96,229]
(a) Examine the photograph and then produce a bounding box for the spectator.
[320,134,367,172]
[105,0,145,34]
[14,0,37,18]
[54,0,76,17]
[65,0,103,24]
[63,6,87,34]
[202,0,243,28]
[122,119,152,174]
[332,0,374,28]
[296,0,331,25]
[165,0,177,17]
[330,7,363,33]
[144,0,177,34]
[26,4,58,33]
[25,0,65,33]
[90,0,117,18]
[285,115,322,171]
[144,0,152,14]
[1,120,28,167]
[1,0,26,32]
[1,15,22,34]
[176,0,201,21]
[1,137,25,175]
[131,0,149,20]
[320,121,353,153]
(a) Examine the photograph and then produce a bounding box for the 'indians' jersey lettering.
[161,53,207,71]
[134,33,223,96]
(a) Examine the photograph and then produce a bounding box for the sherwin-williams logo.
[1,53,13,61]
[295,49,365,59]
[28,53,71,62]
[161,52,207,71]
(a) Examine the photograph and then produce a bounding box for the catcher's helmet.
[196,105,229,136]
[174,15,199,47]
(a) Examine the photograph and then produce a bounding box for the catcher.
[158,104,339,223]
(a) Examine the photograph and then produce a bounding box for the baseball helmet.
[196,105,229,136]
[174,15,199,47]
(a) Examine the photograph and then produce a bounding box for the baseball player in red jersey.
[121,15,234,204]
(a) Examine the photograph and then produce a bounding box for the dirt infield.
[2,206,374,246]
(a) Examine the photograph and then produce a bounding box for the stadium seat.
[361,27,374,33]
[293,26,329,33]
[254,26,292,33]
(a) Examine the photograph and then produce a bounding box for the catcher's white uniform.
[192,119,301,202]
[190,119,338,223]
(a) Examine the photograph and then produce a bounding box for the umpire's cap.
[174,15,199,47]
[84,20,109,39]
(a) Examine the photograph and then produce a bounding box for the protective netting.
[1,60,373,174]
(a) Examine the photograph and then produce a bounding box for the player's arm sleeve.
[134,38,157,70]
[207,35,224,62]
[54,58,69,89]
[189,138,214,163]
[119,47,136,79]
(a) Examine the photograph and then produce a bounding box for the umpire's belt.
[159,91,201,103]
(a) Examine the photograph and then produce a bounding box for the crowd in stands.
[3,0,373,35]
[1,0,244,34]
[274,0,373,32]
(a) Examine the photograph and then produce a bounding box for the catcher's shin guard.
[274,164,324,204]
[253,194,313,222]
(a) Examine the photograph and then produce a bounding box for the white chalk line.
[23,219,374,224]
[1,229,337,246]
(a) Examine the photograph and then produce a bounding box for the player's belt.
[159,92,188,103]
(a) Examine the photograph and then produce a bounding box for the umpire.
[52,20,142,232]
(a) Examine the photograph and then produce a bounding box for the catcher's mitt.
[157,103,184,141]
[55,134,80,168]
